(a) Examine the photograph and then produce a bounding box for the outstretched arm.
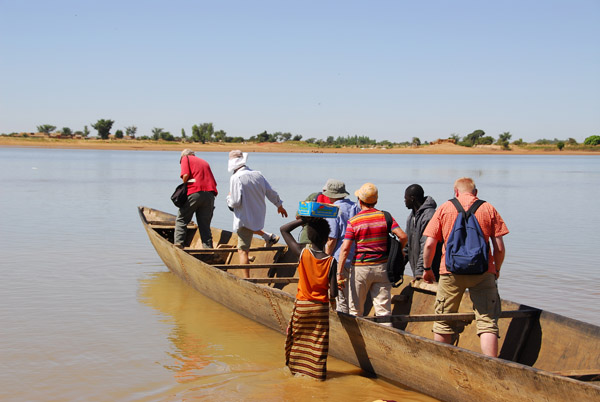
[277,205,288,218]
[280,219,305,259]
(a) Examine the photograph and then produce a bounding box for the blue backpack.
[445,198,489,275]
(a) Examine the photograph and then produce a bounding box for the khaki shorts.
[433,273,500,336]
[236,226,254,251]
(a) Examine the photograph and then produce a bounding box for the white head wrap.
[228,150,248,173]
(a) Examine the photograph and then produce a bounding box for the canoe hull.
[139,207,600,402]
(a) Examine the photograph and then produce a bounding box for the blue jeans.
[174,191,215,248]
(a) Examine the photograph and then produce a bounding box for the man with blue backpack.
[421,177,509,357]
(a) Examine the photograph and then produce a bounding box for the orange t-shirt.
[296,247,334,302]
[423,193,509,275]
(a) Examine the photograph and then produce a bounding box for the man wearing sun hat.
[322,179,360,313]
[226,150,288,278]
[337,183,407,322]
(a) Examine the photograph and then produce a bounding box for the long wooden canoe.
[139,206,600,401]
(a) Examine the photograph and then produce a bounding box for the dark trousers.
[174,191,215,248]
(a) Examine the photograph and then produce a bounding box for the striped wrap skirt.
[284,299,330,380]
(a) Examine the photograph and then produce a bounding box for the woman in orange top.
[280,217,337,380]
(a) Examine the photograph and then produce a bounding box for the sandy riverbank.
[1,137,598,155]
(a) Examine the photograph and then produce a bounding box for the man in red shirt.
[175,149,218,249]
[422,177,509,357]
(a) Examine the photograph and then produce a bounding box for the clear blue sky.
[1,0,598,142]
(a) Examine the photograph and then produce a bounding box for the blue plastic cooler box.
[297,201,339,218]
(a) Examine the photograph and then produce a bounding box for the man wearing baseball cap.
[337,183,407,323]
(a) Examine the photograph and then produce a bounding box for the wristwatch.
[423,267,432,271]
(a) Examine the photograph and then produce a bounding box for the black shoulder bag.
[383,210,406,288]
[171,156,190,208]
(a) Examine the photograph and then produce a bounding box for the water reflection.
[165,331,222,384]
[138,271,437,401]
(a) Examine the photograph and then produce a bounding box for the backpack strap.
[450,198,486,220]
[466,199,486,219]
[383,210,392,233]
[382,211,393,259]
[449,198,465,214]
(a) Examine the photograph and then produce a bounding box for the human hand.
[277,205,288,218]
[337,273,347,289]
[422,269,435,284]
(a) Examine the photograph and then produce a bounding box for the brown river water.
[2,148,598,401]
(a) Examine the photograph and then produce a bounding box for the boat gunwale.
[138,205,600,401]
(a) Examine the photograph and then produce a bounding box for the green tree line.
[14,120,600,149]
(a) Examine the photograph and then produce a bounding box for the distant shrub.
[479,136,495,145]
[159,132,175,141]
[499,140,510,150]
[557,141,565,151]
[584,135,600,146]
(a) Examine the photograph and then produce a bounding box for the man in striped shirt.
[338,183,407,321]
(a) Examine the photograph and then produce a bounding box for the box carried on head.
[297,201,339,218]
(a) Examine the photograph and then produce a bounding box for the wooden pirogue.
[139,206,600,402]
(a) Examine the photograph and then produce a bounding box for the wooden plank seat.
[147,220,177,225]
[186,245,286,254]
[151,224,196,229]
[213,263,298,270]
[245,278,300,284]
[363,309,540,324]
[149,222,196,229]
